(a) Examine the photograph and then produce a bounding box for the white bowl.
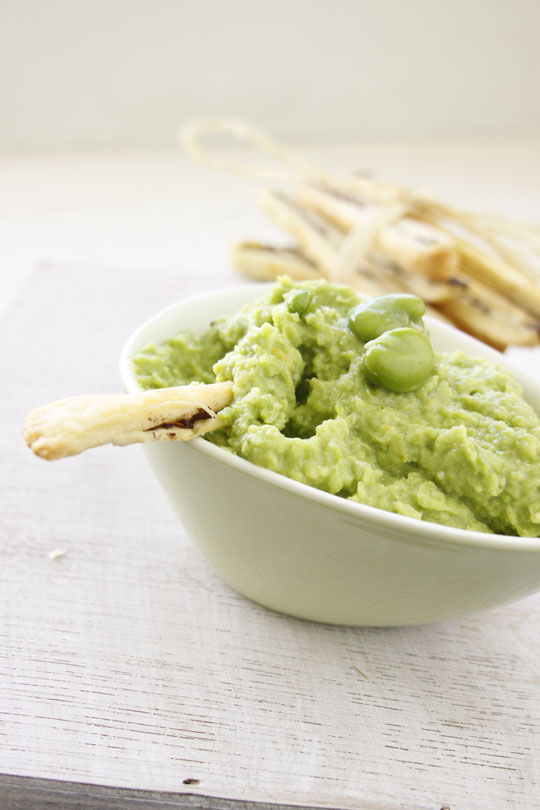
[120,284,540,626]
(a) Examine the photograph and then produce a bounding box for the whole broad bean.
[286,289,314,316]
[362,327,434,392]
[348,293,426,342]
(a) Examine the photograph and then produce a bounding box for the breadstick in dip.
[23,382,233,460]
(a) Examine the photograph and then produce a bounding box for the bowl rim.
[119,283,540,554]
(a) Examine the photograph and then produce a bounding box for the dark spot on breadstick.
[316,184,369,208]
[469,296,491,314]
[146,408,212,432]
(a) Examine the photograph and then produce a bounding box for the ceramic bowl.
[120,284,540,626]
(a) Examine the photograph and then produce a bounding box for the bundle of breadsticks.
[180,118,540,350]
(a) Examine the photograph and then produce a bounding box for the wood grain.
[1,263,540,810]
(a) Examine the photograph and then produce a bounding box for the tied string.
[179,116,540,287]
[179,117,414,283]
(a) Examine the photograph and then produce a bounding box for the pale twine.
[179,116,540,286]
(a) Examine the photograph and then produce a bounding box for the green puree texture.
[134,278,540,537]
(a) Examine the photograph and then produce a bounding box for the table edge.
[0,774,354,810]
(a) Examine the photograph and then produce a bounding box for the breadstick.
[231,242,322,281]
[260,190,460,302]
[455,238,540,320]
[298,184,458,280]
[367,253,463,303]
[259,189,339,275]
[437,279,540,349]
[231,241,461,315]
[23,382,233,460]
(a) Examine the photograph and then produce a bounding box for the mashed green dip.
[134,278,540,537]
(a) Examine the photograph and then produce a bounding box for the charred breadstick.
[260,190,460,303]
[340,255,408,297]
[298,184,458,281]
[231,242,322,282]
[437,278,540,350]
[23,382,233,461]
[259,190,340,276]
[231,240,391,296]
[455,238,540,320]
[232,239,462,308]
[368,253,463,303]
[231,240,405,296]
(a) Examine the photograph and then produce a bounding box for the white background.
[2,0,540,150]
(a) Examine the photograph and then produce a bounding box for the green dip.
[134,277,540,537]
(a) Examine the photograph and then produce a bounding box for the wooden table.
[2,145,540,809]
